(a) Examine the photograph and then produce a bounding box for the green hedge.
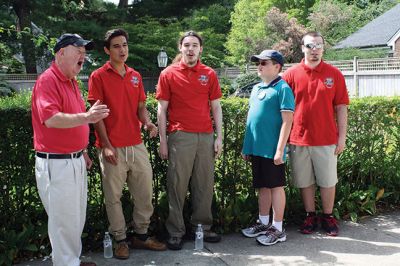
[0,92,399,265]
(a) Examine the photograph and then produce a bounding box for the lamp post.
[157,47,168,69]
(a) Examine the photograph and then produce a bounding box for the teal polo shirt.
[242,77,295,160]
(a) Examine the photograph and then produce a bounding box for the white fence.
[218,57,400,97]
[2,57,400,97]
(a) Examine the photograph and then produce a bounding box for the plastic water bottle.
[103,232,113,258]
[194,224,204,250]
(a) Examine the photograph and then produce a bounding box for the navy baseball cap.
[54,33,95,53]
[251,50,284,66]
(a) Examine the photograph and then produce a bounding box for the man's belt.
[36,151,83,159]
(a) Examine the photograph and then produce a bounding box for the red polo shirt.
[156,60,222,133]
[88,61,146,148]
[32,62,89,153]
[282,59,349,146]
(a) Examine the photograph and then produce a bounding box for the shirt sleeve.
[281,70,294,93]
[34,76,63,124]
[87,72,104,102]
[209,70,222,100]
[333,70,350,106]
[138,74,146,102]
[155,71,171,101]
[279,83,295,112]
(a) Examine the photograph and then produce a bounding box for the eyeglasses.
[255,61,271,66]
[304,43,324,49]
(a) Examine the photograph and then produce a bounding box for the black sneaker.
[299,215,319,234]
[203,230,221,243]
[241,221,271,238]
[321,215,339,236]
[167,236,183,250]
[256,226,286,246]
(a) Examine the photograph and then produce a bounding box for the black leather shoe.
[167,236,183,250]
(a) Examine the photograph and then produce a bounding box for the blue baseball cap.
[251,50,284,66]
[54,33,95,53]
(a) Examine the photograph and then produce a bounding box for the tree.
[12,0,37,73]
[265,7,307,63]
[225,0,273,66]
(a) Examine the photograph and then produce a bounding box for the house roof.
[334,3,400,49]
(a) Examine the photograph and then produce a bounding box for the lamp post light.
[157,47,168,69]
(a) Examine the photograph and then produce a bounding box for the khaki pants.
[35,154,87,266]
[288,145,338,188]
[99,143,154,241]
[166,131,215,238]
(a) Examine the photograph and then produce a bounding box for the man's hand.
[144,122,158,138]
[103,145,118,165]
[83,152,93,169]
[241,153,250,161]
[158,141,168,160]
[273,150,284,165]
[85,100,110,124]
[214,137,222,158]
[335,137,346,155]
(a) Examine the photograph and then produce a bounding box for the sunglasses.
[304,43,324,49]
[255,61,271,66]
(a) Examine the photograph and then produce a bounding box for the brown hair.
[301,31,325,44]
[178,30,203,47]
[104,29,128,49]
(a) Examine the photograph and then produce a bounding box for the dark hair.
[271,60,283,73]
[104,29,128,49]
[178,30,203,47]
[302,31,325,44]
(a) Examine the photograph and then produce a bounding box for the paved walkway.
[21,211,400,266]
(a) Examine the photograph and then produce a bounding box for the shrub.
[0,91,399,264]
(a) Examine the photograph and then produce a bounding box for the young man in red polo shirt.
[88,29,166,259]
[32,33,109,266]
[282,31,349,236]
[156,30,223,250]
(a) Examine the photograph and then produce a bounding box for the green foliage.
[1,92,399,263]
[324,47,390,60]
[308,0,398,45]
[225,0,273,65]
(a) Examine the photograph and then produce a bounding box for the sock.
[323,213,333,218]
[306,211,316,217]
[259,214,270,225]
[273,220,283,232]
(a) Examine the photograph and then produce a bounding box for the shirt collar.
[105,61,133,75]
[300,58,324,73]
[259,76,282,89]
[179,59,200,72]
[50,61,71,82]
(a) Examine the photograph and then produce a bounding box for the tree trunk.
[118,0,128,8]
[12,0,37,73]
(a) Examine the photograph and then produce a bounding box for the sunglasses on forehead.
[304,43,324,49]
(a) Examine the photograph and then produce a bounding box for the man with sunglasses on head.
[32,33,110,266]
[156,30,223,250]
[282,31,349,237]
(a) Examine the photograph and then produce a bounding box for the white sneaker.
[256,226,286,246]
[241,221,271,238]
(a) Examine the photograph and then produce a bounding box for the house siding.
[395,37,400,57]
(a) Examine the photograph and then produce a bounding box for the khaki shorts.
[288,145,338,188]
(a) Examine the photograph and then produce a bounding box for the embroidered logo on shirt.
[198,75,209,86]
[324,77,334,88]
[131,76,139,87]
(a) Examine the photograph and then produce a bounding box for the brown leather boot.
[131,236,167,251]
[114,241,129,260]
